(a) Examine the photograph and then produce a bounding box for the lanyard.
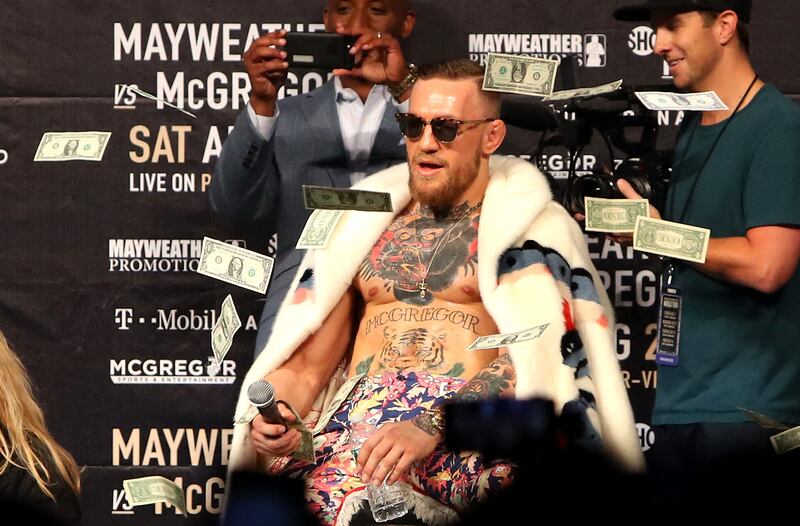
[667,74,759,225]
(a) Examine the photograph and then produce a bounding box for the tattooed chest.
[357,205,481,306]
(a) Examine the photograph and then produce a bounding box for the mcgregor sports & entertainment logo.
[109,358,236,384]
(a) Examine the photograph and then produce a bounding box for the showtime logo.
[468,33,607,67]
[636,422,656,452]
[627,26,671,79]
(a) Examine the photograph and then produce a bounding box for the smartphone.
[284,32,357,70]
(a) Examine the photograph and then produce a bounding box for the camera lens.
[564,173,616,215]
[616,159,654,200]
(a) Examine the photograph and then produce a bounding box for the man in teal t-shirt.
[613,0,800,475]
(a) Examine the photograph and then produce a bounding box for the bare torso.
[348,201,499,380]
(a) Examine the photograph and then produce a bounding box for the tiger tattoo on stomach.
[350,304,501,380]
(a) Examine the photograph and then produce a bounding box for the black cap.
[613,0,751,23]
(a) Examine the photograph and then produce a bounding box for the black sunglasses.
[395,113,494,143]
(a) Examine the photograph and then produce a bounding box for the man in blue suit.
[211,0,417,357]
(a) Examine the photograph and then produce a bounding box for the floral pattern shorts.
[269,371,515,525]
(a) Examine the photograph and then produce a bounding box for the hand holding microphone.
[247,380,301,457]
[248,380,287,425]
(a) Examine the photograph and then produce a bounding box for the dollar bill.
[211,294,241,364]
[635,90,728,112]
[296,209,345,249]
[126,84,197,118]
[34,131,111,162]
[467,323,550,352]
[197,237,274,294]
[311,374,365,435]
[770,425,800,455]
[584,197,650,233]
[738,407,790,431]
[633,216,710,264]
[123,476,186,517]
[482,53,559,97]
[283,403,316,463]
[303,185,393,213]
[543,79,623,102]
[233,405,259,425]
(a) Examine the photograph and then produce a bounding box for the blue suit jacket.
[210,80,407,356]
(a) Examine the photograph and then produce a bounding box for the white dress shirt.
[247,77,409,186]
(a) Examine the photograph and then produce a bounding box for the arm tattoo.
[411,354,516,437]
[413,406,446,437]
[453,354,516,403]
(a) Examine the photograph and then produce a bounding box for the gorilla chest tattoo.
[358,202,481,306]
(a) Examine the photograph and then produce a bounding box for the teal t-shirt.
[654,84,800,425]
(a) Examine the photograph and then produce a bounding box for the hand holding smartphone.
[283,32,358,70]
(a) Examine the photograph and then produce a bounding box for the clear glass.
[366,479,408,523]
[349,417,409,523]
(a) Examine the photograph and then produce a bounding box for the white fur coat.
[229,155,644,478]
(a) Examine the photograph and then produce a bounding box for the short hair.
[700,10,750,53]
[415,58,502,117]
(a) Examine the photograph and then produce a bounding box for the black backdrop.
[0,1,797,523]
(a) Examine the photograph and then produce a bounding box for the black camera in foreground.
[501,85,673,216]
[562,151,672,217]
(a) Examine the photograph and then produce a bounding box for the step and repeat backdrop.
[1,1,797,524]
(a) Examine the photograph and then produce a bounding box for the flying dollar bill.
[467,323,550,352]
[123,476,187,517]
[543,79,624,102]
[635,90,728,112]
[296,209,345,249]
[633,216,710,264]
[738,407,790,431]
[584,197,650,233]
[126,84,197,118]
[211,294,242,364]
[303,185,393,213]
[197,237,274,294]
[482,53,559,97]
[34,131,111,162]
[770,425,800,455]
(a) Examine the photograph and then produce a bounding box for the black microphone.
[247,380,287,426]
[500,97,558,131]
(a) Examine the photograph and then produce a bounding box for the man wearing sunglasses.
[211,0,417,359]
[229,58,642,524]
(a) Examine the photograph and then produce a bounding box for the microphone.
[500,97,558,131]
[247,380,287,426]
